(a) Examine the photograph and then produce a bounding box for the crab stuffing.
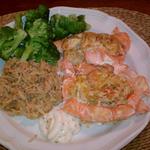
[62,63,150,123]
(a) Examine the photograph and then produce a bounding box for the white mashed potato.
[39,107,80,143]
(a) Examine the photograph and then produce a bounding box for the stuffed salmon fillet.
[62,63,150,123]
[55,27,131,77]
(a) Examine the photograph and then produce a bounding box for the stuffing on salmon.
[62,63,150,123]
[55,27,131,76]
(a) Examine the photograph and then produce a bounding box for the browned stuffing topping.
[66,64,134,107]
[55,32,124,65]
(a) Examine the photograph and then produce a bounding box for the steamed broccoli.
[0,4,90,65]
[0,26,27,60]
[21,19,60,64]
[49,14,90,40]
[28,18,50,39]
[12,40,26,58]
[21,5,60,65]
[37,4,49,20]
[24,4,49,30]
[21,40,59,65]
[0,26,15,48]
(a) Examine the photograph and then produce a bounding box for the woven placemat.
[0,7,150,150]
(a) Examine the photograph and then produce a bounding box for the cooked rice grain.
[0,59,62,119]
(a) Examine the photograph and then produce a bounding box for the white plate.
[0,7,150,150]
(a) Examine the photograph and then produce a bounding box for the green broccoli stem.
[21,43,33,61]
[15,14,23,29]
[12,29,26,50]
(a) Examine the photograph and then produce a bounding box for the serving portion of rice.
[0,59,62,119]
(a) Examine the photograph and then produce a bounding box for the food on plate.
[20,18,60,65]
[39,106,80,143]
[0,4,150,145]
[54,27,130,65]
[62,63,150,123]
[0,59,62,118]
[0,4,90,65]
[49,14,90,40]
[0,20,60,65]
[23,4,49,31]
[55,28,131,76]
[0,26,27,60]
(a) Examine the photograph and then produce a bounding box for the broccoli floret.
[0,26,15,48]
[21,19,50,60]
[24,4,49,30]
[0,27,27,60]
[43,41,60,65]
[22,40,60,65]
[21,38,60,65]
[49,14,90,40]
[21,19,60,64]
[37,4,49,21]
[28,18,50,39]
